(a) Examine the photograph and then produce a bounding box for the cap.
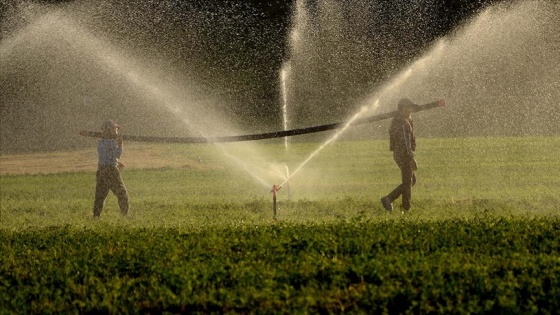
[101,120,120,130]
[397,98,418,111]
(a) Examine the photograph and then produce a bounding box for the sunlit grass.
[1,137,558,229]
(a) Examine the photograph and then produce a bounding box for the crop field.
[1,137,559,313]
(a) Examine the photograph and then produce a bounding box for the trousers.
[93,166,129,216]
[387,152,416,210]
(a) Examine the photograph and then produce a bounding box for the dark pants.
[387,152,416,210]
[93,166,129,216]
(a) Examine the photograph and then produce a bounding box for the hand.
[118,162,125,170]
[410,158,418,171]
[436,99,446,108]
[117,135,123,146]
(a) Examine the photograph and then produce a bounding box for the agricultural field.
[1,137,559,313]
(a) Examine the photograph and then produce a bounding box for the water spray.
[267,98,445,220]
[81,99,445,222]
[280,63,291,151]
[285,165,291,200]
[280,99,446,186]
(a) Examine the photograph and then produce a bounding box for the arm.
[402,124,418,171]
[116,136,123,155]
[402,125,414,157]
[116,136,125,169]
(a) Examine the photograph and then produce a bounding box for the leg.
[108,169,129,216]
[386,153,415,210]
[382,158,405,211]
[93,169,110,217]
[399,160,415,211]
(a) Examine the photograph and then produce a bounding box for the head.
[397,98,418,117]
[101,120,120,137]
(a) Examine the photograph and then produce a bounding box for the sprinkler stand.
[271,184,282,221]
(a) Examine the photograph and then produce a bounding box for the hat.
[101,120,120,130]
[397,98,418,111]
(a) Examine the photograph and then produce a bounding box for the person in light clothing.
[93,120,129,217]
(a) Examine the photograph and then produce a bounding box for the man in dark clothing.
[381,99,420,213]
[93,120,129,217]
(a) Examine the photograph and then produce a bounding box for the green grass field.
[1,137,559,313]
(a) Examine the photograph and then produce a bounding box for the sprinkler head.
[271,184,283,197]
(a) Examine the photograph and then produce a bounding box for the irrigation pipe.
[79,101,444,143]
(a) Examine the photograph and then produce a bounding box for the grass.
[1,137,558,228]
[1,137,559,313]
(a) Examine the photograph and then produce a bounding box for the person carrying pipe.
[381,98,444,214]
[92,120,129,217]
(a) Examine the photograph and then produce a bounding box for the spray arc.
[265,99,446,220]
[80,100,445,220]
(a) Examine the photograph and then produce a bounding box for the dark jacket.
[389,116,415,157]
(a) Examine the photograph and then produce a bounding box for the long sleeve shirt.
[389,116,415,157]
[97,138,122,167]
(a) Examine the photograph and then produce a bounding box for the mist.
[1,0,558,155]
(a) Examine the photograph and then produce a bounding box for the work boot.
[381,196,393,212]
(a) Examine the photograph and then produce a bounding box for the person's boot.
[381,196,393,212]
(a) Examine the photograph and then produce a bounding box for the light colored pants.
[93,166,129,216]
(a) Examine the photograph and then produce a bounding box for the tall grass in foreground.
[1,218,559,313]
